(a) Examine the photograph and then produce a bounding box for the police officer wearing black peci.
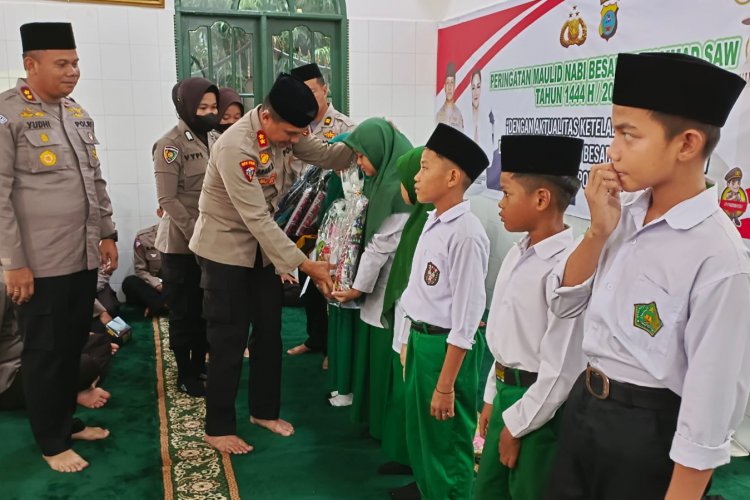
[190,74,352,454]
[0,23,118,473]
[154,78,220,397]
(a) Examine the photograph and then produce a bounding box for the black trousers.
[161,253,206,354]
[15,269,97,456]
[200,254,283,436]
[301,271,328,354]
[545,372,691,500]
[122,275,166,315]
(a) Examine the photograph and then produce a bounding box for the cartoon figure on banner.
[599,1,619,41]
[720,167,748,227]
[560,5,587,48]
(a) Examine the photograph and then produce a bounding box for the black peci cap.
[268,73,319,127]
[612,52,745,127]
[425,123,489,182]
[500,135,583,177]
[21,23,76,52]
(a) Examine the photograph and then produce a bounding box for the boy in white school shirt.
[545,52,750,500]
[475,134,586,500]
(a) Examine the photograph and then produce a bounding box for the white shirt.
[484,229,585,438]
[401,201,490,350]
[353,213,408,328]
[550,187,750,470]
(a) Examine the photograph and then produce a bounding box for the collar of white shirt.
[517,227,575,260]
[622,186,720,231]
[424,200,471,230]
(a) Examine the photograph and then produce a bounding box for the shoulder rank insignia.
[40,150,57,167]
[633,302,663,337]
[163,146,179,164]
[260,151,270,164]
[424,261,440,286]
[66,106,83,118]
[257,131,269,149]
[324,116,332,126]
[20,86,35,102]
[258,172,277,186]
[185,130,194,142]
[240,159,257,183]
[324,130,336,140]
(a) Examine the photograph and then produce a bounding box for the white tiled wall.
[0,0,178,289]
[348,18,438,145]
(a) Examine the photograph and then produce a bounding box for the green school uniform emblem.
[633,302,663,337]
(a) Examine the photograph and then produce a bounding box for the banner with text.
[436,0,750,229]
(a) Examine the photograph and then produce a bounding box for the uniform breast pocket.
[21,129,68,173]
[618,274,681,356]
[183,158,207,192]
[76,127,101,168]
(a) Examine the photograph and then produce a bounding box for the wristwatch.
[102,231,118,242]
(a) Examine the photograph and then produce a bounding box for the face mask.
[215,122,232,133]
[193,113,220,133]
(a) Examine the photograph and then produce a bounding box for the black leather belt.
[410,321,450,335]
[585,365,681,412]
[495,362,538,388]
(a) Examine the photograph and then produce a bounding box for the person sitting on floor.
[122,208,168,317]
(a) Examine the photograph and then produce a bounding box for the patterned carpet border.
[153,317,240,500]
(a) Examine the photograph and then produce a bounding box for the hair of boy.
[648,111,721,159]
[512,173,581,212]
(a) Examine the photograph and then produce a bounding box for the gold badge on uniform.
[34,110,45,117]
[66,106,83,118]
[633,302,663,337]
[92,147,98,160]
[20,86,35,102]
[40,133,49,143]
[40,150,57,167]
[19,107,34,118]
[260,151,270,164]
[324,116,332,126]
[257,131,269,148]
[324,130,336,140]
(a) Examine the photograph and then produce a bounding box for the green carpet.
[0,310,162,500]
[2,307,750,499]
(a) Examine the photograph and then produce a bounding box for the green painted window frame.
[174,0,349,115]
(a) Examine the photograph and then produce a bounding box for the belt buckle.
[585,366,610,400]
[495,365,505,383]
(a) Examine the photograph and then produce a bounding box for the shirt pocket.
[21,129,69,173]
[75,127,101,168]
[618,274,681,356]
[182,156,207,192]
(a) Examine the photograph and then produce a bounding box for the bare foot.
[286,344,310,356]
[77,386,111,409]
[250,416,294,437]
[43,449,89,473]
[204,434,253,454]
[72,426,110,441]
[322,356,329,370]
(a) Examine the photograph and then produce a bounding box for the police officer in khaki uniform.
[122,210,166,317]
[190,73,352,454]
[154,77,220,397]
[0,23,117,473]
[286,63,355,366]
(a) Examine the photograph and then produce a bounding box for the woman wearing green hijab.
[332,118,412,439]
[378,147,434,490]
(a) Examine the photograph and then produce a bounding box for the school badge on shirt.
[424,262,440,286]
[633,302,663,337]
[163,146,179,164]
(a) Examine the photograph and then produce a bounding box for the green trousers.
[351,320,392,440]
[405,329,484,500]
[382,351,410,465]
[475,377,561,500]
[327,306,357,395]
